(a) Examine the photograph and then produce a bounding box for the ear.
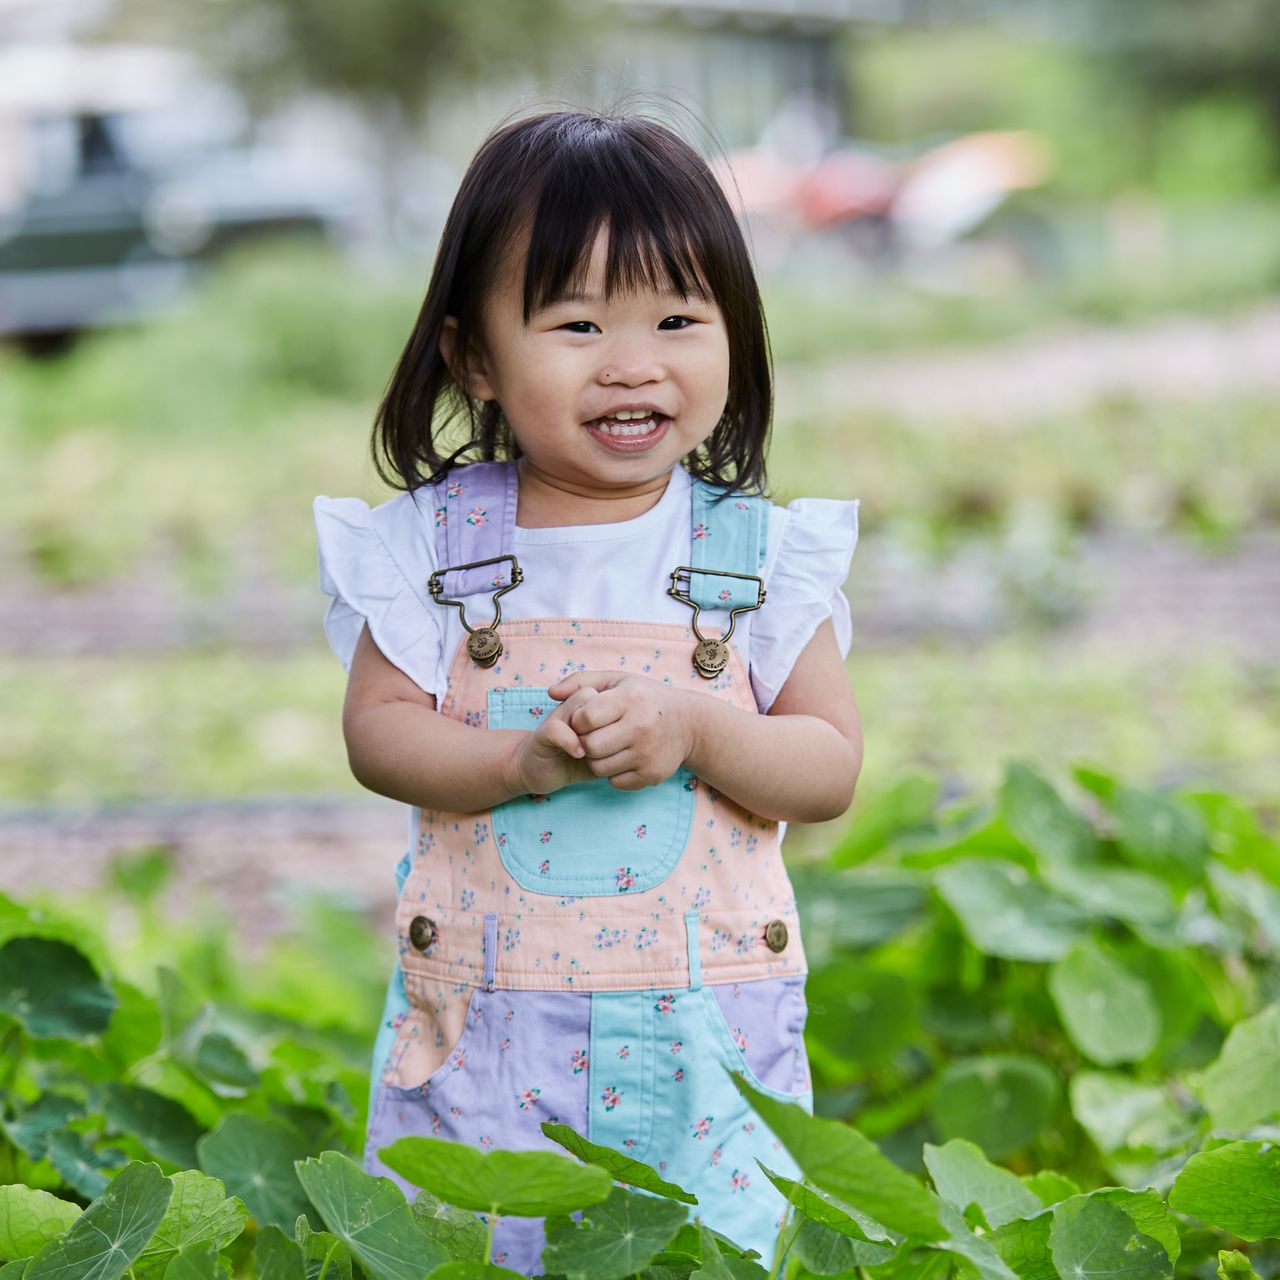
[439,316,498,401]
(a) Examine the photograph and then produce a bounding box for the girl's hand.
[547,672,695,791]
[505,687,601,797]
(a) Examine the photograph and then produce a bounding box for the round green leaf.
[196,1114,311,1232]
[378,1135,612,1218]
[935,860,1087,961]
[1049,1197,1171,1280]
[252,1224,305,1280]
[923,1140,1042,1229]
[541,1185,687,1280]
[1000,763,1096,866]
[294,1150,448,1280]
[162,1240,229,1279]
[793,1217,897,1273]
[1049,943,1160,1065]
[1169,1141,1280,1241]
[25,1160,174,1280]
[0,1184,81,1260]
[0,937,116,1039]
[102,1084,203,1170]
[1199,1004,1280,1132]
[132,1169,247,1280]
[930,1056,1060,1160]
[1109,787,1209,883]
[1069,1074,1189,1157]
[409,1191,487,1262]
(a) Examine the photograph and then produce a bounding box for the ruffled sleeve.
[313,492,446,702]
[750,496,860,713]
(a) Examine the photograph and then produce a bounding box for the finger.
[578,723,630,760]
[548,687,597,724]
[608,771,650,791]
[569,692,626,736]
[537,716,585,759]
[548,670,622,701]
[584,747,636,779]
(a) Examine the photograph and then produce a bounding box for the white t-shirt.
[314,464,859,716]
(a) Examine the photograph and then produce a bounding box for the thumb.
[548,670,619,701]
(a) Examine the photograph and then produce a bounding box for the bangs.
[517,137,725,322]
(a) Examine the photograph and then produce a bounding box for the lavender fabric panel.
[434,460,519,597]
[365,986,590,1276]
[709,974,810,1096]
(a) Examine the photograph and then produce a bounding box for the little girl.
[314,108,861,1274]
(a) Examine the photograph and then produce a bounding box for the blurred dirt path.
[778,301,1280,423]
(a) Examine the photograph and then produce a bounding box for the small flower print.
[693,886,711,908]
[434,505,447,528]
[460,888,475,911]
[449,1051,465,1073]
[601,1086,622,1111]
[735,500,748,510]
[473,821,490,843]
[516,1088,541,1111]
[617,1044,630,1060]
[673,1068,684,1083]
[449,1106,462,1117]
[719,588,732,602]
[570,1048,589,1074]
[670,1041,683,1055]
[539,831,552,845]
[480,1135,494,1148]
[501,1038,511,1054]
[594,926,626,950]
[633,927,657,950]
[709,1144,723,1167]
[730,1169,750,1192]
[503,927,521,951]
[623,1138,637,1150]
[683,776,698,793]
[654,993,676,1015]
[431,1113,442,1134]
[529,704,545,718]
[446,481,464,497]
[465,506,486,526]
[616,867,636,892]
[743,1121,756,1134]
[710,928,731,952]
[634,824,647,839]
[690,1116,713,1141]
[504,1009,515,1022]
[692,522,709,540]
[732,1027,748,1051]
[746,834,759,853]
[539,858,550,874]
[497,833,508,847]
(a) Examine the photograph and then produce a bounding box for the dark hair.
[371,107,773,499]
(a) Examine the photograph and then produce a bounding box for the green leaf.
[294,1150,446,1280]
[253,1225,306,1280]
[0,1093,83,1160]
[922,1140,1042,1229]
[688,1221,768,1278]
[294,1213,354,1280]
[791,1217,897,1274]
[1069,1074,1189,1157]
[1049,1198,1172,1280]
[934,861,1087,961]
[1217,1249,1262,1280]
[1108,787,1209,884]
[108,846,175,905]
[0,938,116,1039]
[1168,1141,1280,1241]
[0,1184,81,1259]
[1085,1190,1178,1264]
[927,1200,1019,1280]
[1199,1004,1280,1131]
[162,1240,229,1279]
[540,1185,687,1280]
[102,1084,203,1170]
[100,980,164,1072]
[45,1128,125,1200]
[196,1114,311,1232]
[790,866,927,963]
[0,1262,31,1278]
[379,1135,612,1217]
[540,1121,697,1204]
[755,1164,891,1243]
[192,1033,259,1091]
[827,775,940,868]
[929,1056,1060,1160]
[409,1192,486,1262]
[1021,1170,1079,1208]
[987,1211,1055,1280]
[1000,763,1096,866]
[1048,943,1161,1065]
[132,1169,247,1280]
[1040,863,1177,930]
[24,1160,174,1280]
[804,963,921,1072]
[728,1075,943,1241]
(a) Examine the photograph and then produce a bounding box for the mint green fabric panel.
[487,687,695,895]
[687,482,768,610]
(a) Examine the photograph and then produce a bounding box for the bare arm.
[341,623,597,811]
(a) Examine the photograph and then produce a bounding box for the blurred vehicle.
[712,128,1057,289]
[0,42,368,354]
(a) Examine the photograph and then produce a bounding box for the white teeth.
[611,409,651,420]
[593,417,658,437]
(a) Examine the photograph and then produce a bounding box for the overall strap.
[686,480,769,609]
[430,460,519,595]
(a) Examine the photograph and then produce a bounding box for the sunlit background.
[1,0,1277,941]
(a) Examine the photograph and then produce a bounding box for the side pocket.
[703,976,812,1102]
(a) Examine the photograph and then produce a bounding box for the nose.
[598,332,665,387]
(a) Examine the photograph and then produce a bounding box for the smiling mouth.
[586,413,669,437]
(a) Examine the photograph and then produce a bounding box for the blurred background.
[1,0,1277,947]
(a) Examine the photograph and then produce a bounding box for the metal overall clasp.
[428,553,524,668]
[667,565,766,679]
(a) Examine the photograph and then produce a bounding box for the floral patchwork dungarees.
[363,462,814,1275]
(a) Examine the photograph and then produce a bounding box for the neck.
[515,459,675,527]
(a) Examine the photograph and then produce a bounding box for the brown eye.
[659,316,694,330]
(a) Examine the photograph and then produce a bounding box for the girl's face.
[448,224,731,509]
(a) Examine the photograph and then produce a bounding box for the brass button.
[409,915,438,952]
[764,919,788,953]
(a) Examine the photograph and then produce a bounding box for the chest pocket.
[487,686,696,896]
